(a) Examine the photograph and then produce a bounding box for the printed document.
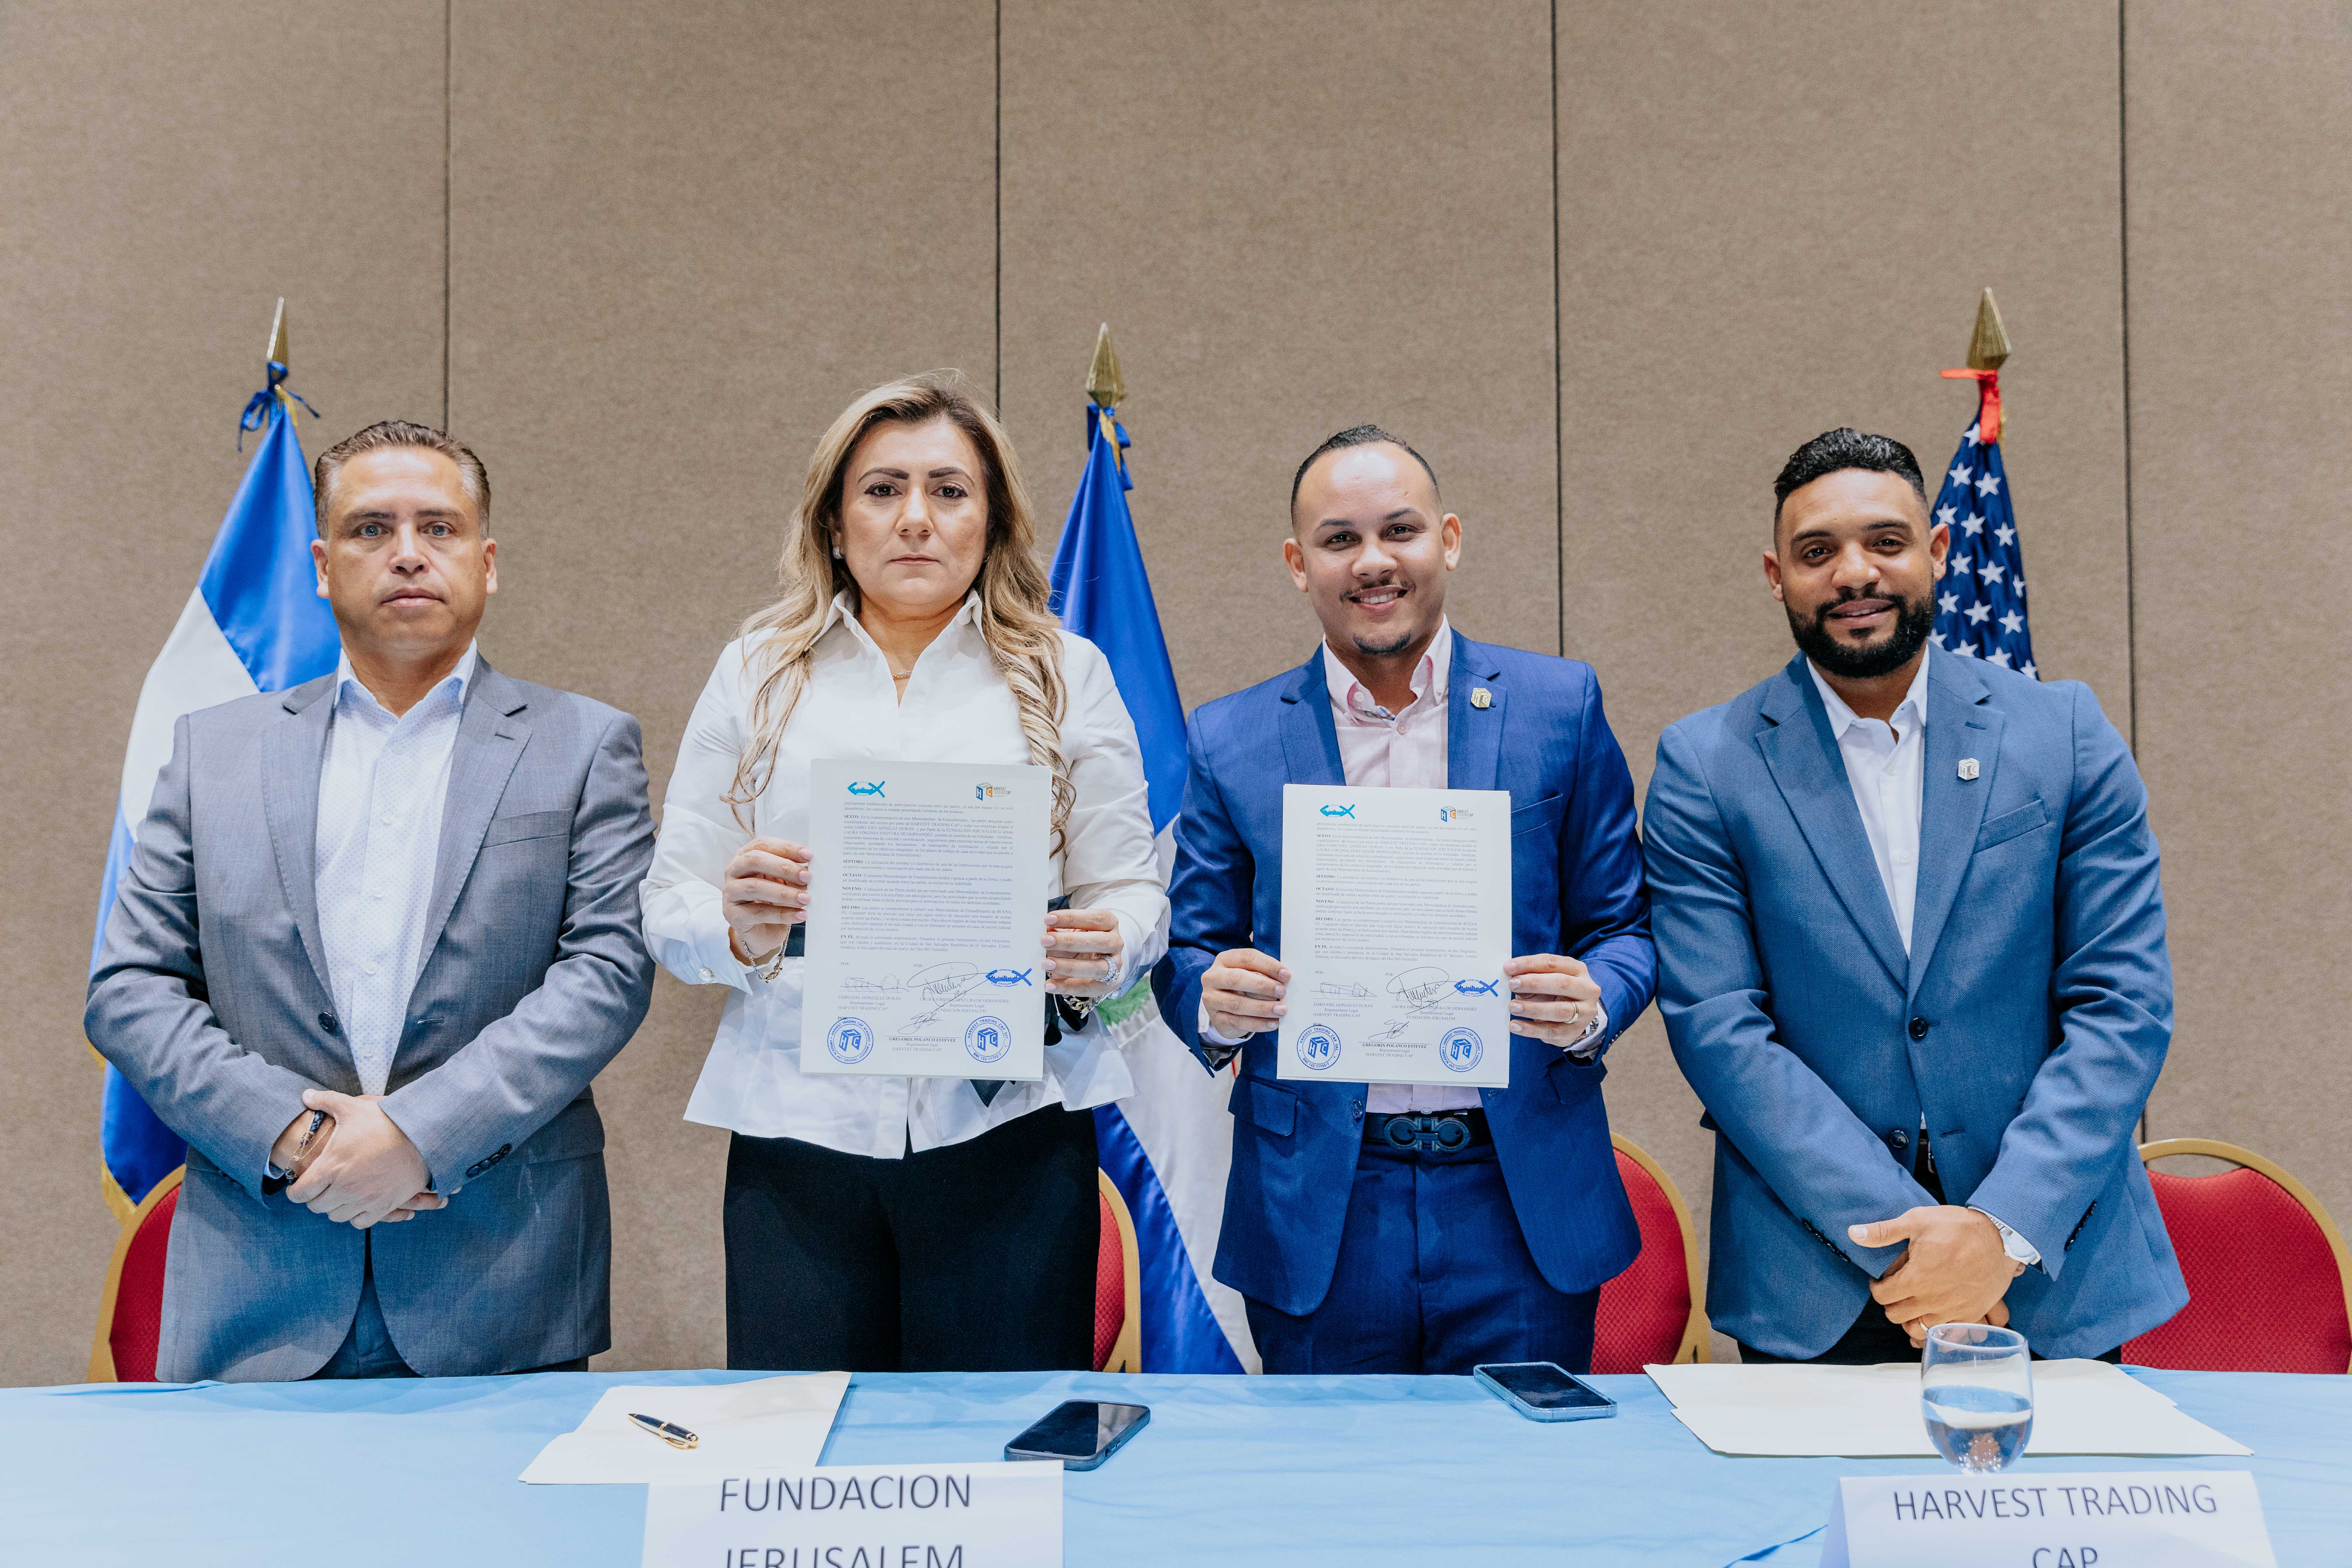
[1278,783,1512,1088]
[519,1372,849,1484]
[801,759,1049,1081]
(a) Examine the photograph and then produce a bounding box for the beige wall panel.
[2127,8,2352,1227]
[999,0,1561,706]
[1554,2,2132,1354]
[0,4,445,1387]
[448,0,996,1371]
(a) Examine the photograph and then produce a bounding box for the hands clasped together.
[1850,1205,2022,1347]
[271,1090,443,1230]
[1201,948,1603,1045]
[722,835,1125,994]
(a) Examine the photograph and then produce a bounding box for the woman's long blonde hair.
[726,370,1074,839]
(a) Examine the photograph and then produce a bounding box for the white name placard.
[1820,1470,2275,1568]
[643,1462,1062,1568]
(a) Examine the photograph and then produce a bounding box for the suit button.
[1890,1128,1909,1151]
[318,1012,340,1035]
[1907,1016,1930,1041]
[1350,1099,1364,1120]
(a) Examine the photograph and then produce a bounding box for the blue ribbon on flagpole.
[238,360,318,449]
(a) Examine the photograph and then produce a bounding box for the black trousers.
[723,1107,1100,1373]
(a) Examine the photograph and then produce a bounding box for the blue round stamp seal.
[827,1017,874,1065]
[1296,1023,1342,1072]
[1438,1026,1484,1073]
[963,1015,1012,1064]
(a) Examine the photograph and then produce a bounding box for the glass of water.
[1920,1322,2033,1471]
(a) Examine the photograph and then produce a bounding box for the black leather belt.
[1364,1108,1491,1152]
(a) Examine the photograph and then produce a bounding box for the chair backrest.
[1590,1135,1710,1373]
[88,1166,184,1383]
[1094,1170,1142,1373]
[2124,1139,2352,1374]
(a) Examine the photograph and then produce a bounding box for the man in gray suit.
[88,419,655,1380]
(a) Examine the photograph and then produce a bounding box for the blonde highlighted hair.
[727,370,1074,839]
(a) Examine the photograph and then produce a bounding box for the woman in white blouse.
[642,371,1167,1372]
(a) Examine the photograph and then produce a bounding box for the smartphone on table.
[1472,1361,1618,1422]
[1004,1400,1151,1469]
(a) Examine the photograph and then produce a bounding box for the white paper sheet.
[800,759,1049,1081]
[1277,783,1512,1087]
[518,1372,851,1484]
[1644,1359,2251,1458]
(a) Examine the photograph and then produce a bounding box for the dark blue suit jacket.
[1154,631,1655,1315]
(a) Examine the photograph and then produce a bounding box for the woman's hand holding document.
[1276,783,1513,1087]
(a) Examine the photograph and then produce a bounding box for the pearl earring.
[831,544,844,559]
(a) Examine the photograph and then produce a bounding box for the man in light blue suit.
[1644,428,2185,1363]
[1155,426,1654,1374]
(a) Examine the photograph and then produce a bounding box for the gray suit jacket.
[86,659,656,1380]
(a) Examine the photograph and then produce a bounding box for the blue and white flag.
[92,363,337,1217]
[1050,401,1253,1373]
[1928,408,2036,677]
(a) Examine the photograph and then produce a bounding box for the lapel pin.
[1471,687,1492,709]
[1958,757,1980,781]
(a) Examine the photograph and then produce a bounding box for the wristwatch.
[268,1108,329,1182]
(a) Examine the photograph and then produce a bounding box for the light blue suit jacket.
[1155,633,1654,1315]
[1644,650,2187,1359]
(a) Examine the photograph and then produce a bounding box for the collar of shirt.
[1322,618,1452,727]
[333,639,479,723]
[1807,641,1930,750]
[820,589,985,666]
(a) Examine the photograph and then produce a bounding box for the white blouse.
[642,591,1170,1158]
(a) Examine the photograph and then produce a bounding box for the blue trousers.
[1245,1140,1600,1376]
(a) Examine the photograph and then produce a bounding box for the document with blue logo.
[1277,783,1512,1087]
[801,758,1049,1081]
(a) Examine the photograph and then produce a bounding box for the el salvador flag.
[1050,399,1255,1373]
[92,364,337,1217]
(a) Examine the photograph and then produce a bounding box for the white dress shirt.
[1200,619,1601,1112]
[642,592,1169,1160]
[313,643,477,1097]
[1808,645,2038,1267]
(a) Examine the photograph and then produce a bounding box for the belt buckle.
[1383,1113,1470,1153]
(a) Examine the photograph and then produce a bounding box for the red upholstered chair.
[1094,1170,1141,1373]
[2124,1139,2352,1374]
[88,1166,184,1382]
[1591,1134,1710,1373]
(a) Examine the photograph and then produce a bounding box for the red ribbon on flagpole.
[1941,367,2001,444]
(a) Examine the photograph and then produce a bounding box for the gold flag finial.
[1085,323,1125,407]
[1966,287,2010,371]
[265,297,289,367]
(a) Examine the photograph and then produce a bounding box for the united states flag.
[1929,419,2036,677]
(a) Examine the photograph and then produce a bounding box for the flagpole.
[1942,287,2011,442]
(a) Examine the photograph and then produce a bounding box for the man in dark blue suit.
[1154,426,1656,1374]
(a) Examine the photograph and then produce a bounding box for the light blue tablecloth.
[4,1368,2343,1564]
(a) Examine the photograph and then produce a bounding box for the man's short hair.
[1772,427,1925,526]
[313,420,491,533]
[1290,424,1441,512]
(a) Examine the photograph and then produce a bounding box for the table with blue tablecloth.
[6,1368,2345,1564]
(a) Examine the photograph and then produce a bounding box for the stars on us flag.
[1930,410,2035,678]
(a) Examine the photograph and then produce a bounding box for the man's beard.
[1351,628,1422,659]
[1788,589,1936,680]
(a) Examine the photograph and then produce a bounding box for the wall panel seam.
[1550,0,1564,659]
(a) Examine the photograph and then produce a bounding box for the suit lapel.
[1905,652,2002,996]
[261,675,339,1004]
[1754,655,1909,989]
[1445,633,1505,792]
[416,660,532,965]
[1277,650,1346,786]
